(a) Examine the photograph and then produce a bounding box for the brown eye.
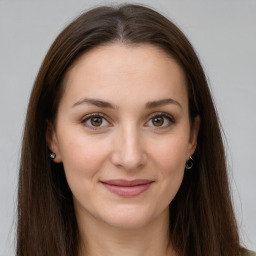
[152,116,164,126]
[146,113,175,128]
[82,113,111,130]
[91,116,103,126]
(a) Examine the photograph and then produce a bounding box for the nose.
[110,124,147,171]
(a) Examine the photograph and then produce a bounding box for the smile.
[101,179,154,197]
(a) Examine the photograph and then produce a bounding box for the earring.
[185,156,193,170]
[49,152,56,160]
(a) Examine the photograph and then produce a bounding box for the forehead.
[60,43,188,109]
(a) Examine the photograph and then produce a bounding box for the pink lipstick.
[101,179,154,197]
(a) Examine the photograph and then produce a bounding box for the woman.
[17,4,255,256]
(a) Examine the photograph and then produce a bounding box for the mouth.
[100,179,154,197]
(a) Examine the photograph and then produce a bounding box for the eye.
[81,113,111,129]
[146,113,175,128]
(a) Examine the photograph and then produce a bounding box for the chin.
[103,214,153,230]
[99,204,167,230]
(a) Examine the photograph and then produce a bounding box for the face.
[47,43,199,230]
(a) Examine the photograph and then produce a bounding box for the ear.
[187,115,200,158]
[46,121,62,163]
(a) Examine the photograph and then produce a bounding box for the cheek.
[149,135,188,202]
[58,133,111,185]
[150,135,188,175]
[58,134,113,210]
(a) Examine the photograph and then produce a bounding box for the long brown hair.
[17,4,242,256]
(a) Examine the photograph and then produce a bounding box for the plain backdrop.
[0,0,255,255]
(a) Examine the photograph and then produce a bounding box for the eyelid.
[145,112,175,128]
[80,111,175,130]
[81,112,112,130]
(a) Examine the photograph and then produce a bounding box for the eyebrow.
[72,97,182,110]
[72,98,118,109]
[145,98,182,110]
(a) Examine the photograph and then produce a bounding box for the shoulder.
[242,249,256,256]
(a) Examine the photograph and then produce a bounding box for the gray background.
[0,0,255,255]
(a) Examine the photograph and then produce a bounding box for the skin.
[47,43,200,256]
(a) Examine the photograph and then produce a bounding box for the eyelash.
[81,113,111,130]
[146,112,175,128]
[81,112,175,130]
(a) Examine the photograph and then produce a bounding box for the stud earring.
[49,152,56,160]
[185,156,193,170]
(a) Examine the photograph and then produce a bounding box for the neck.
[77,208,176,256]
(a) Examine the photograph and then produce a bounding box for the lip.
[101,179,154,197]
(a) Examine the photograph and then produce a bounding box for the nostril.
[110,127,147,170]
[110,144,147,170]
